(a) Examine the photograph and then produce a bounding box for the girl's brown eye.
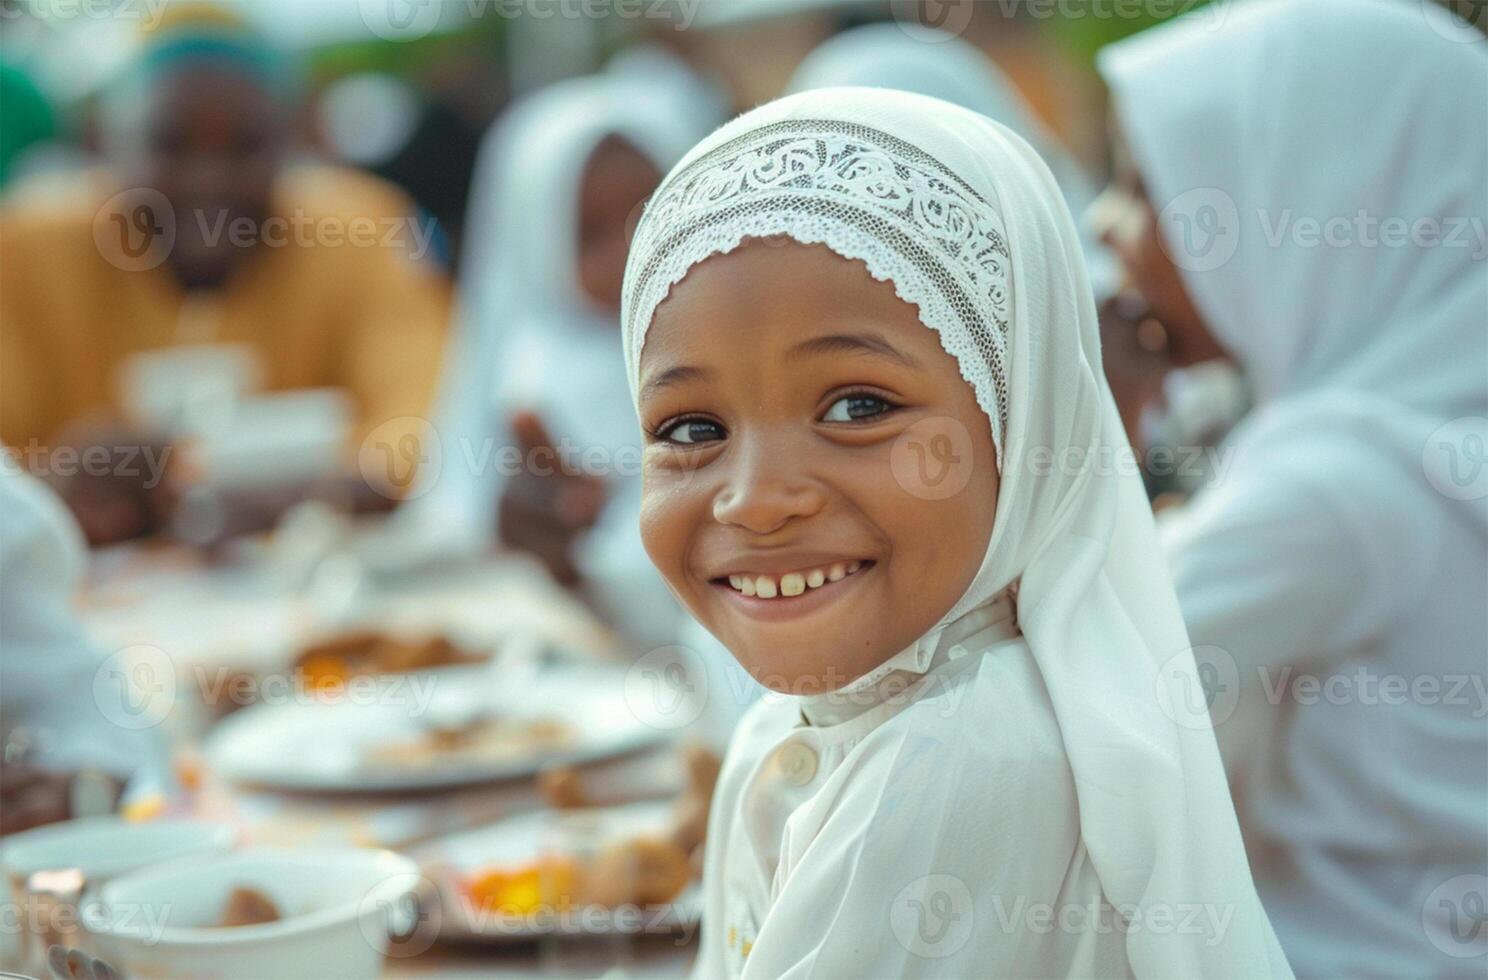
[822,394,895,423]
[659,417,726,445]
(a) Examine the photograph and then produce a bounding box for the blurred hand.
[0,761,74,835]
[497,411,608,587]
[1098,294,1174,453]
[44,422,179,548]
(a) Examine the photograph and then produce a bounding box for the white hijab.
[411,74,715,539]
[622,87,1292,976]
[788,22,1120,299]
[1099,0,1487,434]
[1100,0,1488,610]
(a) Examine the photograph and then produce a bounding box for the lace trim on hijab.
[624,118,1013,455]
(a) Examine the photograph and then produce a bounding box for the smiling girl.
[621,88,1292,977]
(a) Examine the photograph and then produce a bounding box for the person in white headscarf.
[0,461,169,832]
[621,86,1293,977]
[787,22,1119,301]
[398,72,719,646]
[1094,0,1488,975]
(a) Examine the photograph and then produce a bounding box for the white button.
[777,742,818,786]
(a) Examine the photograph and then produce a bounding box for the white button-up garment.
[693,601,1136,979]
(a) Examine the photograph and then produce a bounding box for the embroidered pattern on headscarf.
[624,119,1014,454]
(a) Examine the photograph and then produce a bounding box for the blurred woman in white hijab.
[401,72,719,645]
[1094,0,1487,975]
[787,22,1119,300]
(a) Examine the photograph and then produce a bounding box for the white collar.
[797,588,1018,728]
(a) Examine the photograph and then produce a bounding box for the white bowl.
[0,817,235,882]
[0,818,235,973]
[92,846,420,979]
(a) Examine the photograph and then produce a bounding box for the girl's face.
[637,239,999,693]
[1087,119,1230,368]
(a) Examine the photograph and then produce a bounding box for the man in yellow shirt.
[0,7,449,543]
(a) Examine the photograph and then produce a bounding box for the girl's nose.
[711,437,826,535]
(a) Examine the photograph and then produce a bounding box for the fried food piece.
[219,887,281,927]
[538,766,591,810]
[586,836,693,907]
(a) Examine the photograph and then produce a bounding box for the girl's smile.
[710,557,876,620]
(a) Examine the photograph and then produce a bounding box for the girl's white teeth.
[727,563,867,599]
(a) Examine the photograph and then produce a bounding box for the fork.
[46,945,123,980]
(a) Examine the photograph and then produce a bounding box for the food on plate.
[591,836,693,907]
[466,855,582,915]
[364,716,575,771]
[218,887,281,927]
[464,835,693,914]
[294,630,480,687]
[536,744,721,860]
[463,744,721,918]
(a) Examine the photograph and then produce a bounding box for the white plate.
[413,801,701,943]
[205,664,666,792]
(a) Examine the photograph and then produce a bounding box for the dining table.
[64,513,707,978]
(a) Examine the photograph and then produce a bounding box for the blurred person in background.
[1093,0,1488,975]
[669,0,870,112]
[786,21,1119,301]
[0,3,449,546]
[398,71,718,649]
[0,459,169,835]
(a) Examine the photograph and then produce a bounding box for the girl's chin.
[720,630,893,696]
[735,651,887,696]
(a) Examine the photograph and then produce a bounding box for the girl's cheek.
[639,471,707,590]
